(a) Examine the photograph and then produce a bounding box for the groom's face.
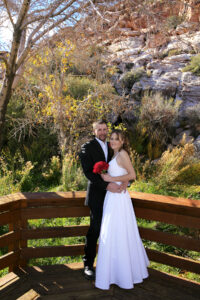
[94,123,108,142]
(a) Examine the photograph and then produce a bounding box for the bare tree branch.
[88,0,110,23]
[2,0,14,27]
[16,7,82,71]
[22,0,76,29]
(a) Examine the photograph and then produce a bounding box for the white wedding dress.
[95,155,150,290]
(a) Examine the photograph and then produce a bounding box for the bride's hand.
[101,173,113,182]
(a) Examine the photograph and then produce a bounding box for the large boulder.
[105,28,200,137]
[131,71,181,97]
[194,135,200,152]
[108,36,145,54]
[177,72,200,108]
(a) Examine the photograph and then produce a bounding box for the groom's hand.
[107,182,121,193]
[119,181,129,193]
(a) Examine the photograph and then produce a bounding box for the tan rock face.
[118,2,181,31]
[117,0,199,34]
[187,3,200,22]
[119,15,147,31]
[146,33,169,48]
[180,0,200,22]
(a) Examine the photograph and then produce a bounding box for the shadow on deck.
[1,263,200,300]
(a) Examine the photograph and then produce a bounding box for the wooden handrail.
[0,191,200,276]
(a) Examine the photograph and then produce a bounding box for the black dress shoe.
[83,266,95,280]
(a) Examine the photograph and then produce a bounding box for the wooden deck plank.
[27,199,85,208]
[130,191,200,211]
[0,210,20,226]
[0,251,20,271]
[1,191,200,213]
[21,244,84,259]
[17,289,39,300]
[21,225,89,240]
[0,230,20,248]
[135,207,200,229]
[147,248,200,274]
[139,227,200,252]
[0,263,200,300]
[0,272,19,289]
[21,206,90,220]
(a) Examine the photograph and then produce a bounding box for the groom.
[79,120,124,280]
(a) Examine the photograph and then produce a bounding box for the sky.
[0,12,13,51]
[0,1,81,52]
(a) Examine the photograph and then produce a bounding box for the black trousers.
[83,200,104,267]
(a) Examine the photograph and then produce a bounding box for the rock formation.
[100,0,200,155]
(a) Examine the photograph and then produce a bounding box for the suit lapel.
[107,142,113,162]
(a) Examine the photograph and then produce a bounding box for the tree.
[0,0,93,149]
[12,39,122,154]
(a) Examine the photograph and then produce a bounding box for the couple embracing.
[79,119,149,290]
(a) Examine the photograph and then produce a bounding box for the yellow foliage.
[147,142,153,159]
[175,162,200,184]
[0,61,6,71]
[28,67,33,73]
[155,143,199,186]
[22,39,119,153]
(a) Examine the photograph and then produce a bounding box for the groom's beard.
[98,135,107,142]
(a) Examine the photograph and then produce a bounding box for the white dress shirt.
[95,137,108,162]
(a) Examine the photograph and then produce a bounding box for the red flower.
[93,161,109,174]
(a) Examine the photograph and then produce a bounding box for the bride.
[95,129,149,290]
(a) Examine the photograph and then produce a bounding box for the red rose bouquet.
[93,161,109,174]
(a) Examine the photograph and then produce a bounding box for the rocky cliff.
[99,2,200,155]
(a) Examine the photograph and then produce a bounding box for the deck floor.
[0,263,200,300]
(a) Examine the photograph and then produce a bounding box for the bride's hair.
[110,129,130,154]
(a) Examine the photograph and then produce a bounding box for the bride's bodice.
[108,156,127,181]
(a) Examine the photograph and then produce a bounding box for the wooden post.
[19,199,28,268]
[8,214,20,272]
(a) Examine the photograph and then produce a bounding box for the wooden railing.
[0,191,200,276]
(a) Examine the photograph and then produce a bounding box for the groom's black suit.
[79,138,113,267]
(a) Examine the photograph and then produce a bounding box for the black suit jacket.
[79,138,113,207]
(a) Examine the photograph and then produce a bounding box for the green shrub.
[65,76,96,100]
[17,161,34,191]
[62,153,87,191]
[154,142,199,186]
[167,49,182,57]
[122,67,145,89]
[105,65,120,78]
[129,150,152,181]
[88,44,104,57]
[184,103,200,126]
[146,69,152,77]
[165,15,184,30]
[42,156,61,185]
[68,45,104,79]
[175,162,200,185]
[182,54,200,76]
[0,152,34,195]
[137,92,181,159]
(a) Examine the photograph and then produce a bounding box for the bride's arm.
[101,150,136,183]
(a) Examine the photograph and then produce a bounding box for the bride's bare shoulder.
[119,149,128,155]
[118,149,129,160]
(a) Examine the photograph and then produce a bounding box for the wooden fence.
[0,191,200,275]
